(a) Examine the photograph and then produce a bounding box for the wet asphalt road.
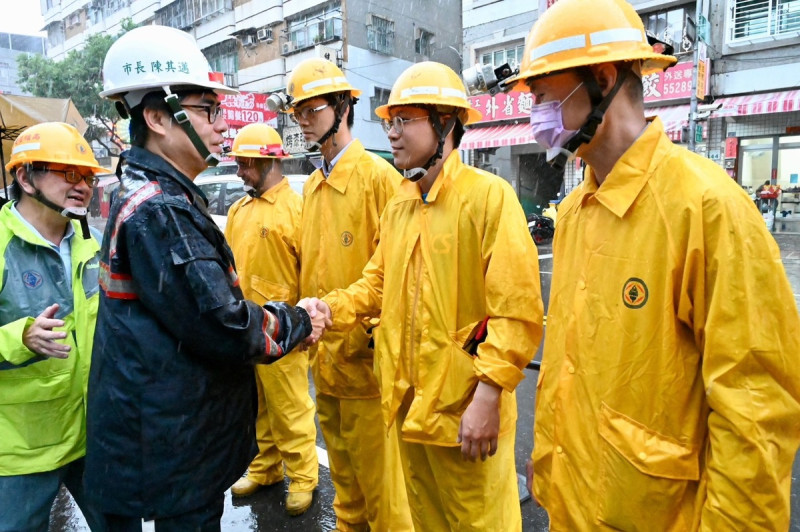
[50,221,800,531]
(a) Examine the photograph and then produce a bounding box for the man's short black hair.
[128,89,208,147]
[452,120,465,149]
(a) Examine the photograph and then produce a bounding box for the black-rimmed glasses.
[34,167,99,187]
[181,104,224,124]
[289,104,330,124]
[381,115,429,135]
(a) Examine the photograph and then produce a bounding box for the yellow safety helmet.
[5,122,110,174]
[229,123,290,158]
[285,58,361,110]
[375,62,482,125]
[506,0,676,90]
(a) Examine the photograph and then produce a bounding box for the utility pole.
[688,0,702,152]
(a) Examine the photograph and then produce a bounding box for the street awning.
[461,123,533,150]
[715,90,800,117]
[645,105,690,141]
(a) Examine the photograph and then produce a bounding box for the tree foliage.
[16,19,137,151]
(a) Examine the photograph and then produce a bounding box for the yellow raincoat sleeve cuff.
[474,356,526,393]
[0,317,37,365]
[322,291,354,331]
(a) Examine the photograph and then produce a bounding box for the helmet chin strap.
[29,186,91,239]
[403,107,458,182]
[306,94,353,152]
[547,65,631,173]
[162,88,223,167]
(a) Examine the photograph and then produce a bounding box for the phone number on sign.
[662,81,691,96]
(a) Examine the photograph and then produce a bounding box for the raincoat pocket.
[433,327,479,414]
[250,275,291,306]
[596,402,699,530]
[0,369,74,449]
[170,239,235,313]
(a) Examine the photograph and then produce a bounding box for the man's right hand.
[297,297,332,348]
[23,303,70,359]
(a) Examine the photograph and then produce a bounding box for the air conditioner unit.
[241,34,256,47]
[282,42,294,54]
[257,28,273,42]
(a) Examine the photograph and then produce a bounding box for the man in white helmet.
[224,124,319,516]
[84,25,327,530]
[510,0,800,529]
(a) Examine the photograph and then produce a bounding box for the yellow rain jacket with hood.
[300,139,401,398]
[226,177,318,493]
[325,151,544,445]
[534,117,800,531]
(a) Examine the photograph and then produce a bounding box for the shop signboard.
[219,91,277,139]
[468,91,533,124]
[725,137,738,159]
[643,61,709,103]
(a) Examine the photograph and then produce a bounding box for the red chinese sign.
[725,137,738,159]
[643,61,709,103]
[468,91,533,124]
[219,92,278,137]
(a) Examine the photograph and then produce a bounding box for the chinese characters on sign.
[467,91,533,124]
[218,92,278,155]
[643,61,710,103]
[281,125,307,154]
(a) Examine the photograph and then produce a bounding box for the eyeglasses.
[289,103,329,124]
[34,167,99,187]
[181,104,224,124]
[381,115,429,135]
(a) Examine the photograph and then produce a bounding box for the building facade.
[39,0,462,157]
[460,0,800,221]
[0,33,46,95]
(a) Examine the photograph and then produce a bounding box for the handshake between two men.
[298,297,333,349]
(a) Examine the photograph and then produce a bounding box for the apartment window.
[642,6,692,53]
[729,0,800,42]
[287,2,343,51]
[205,40,238,88]
[47,23,65,47]
[157,0,232,29]
[415,29,434,56]
[480,44,525,69]
[370,87,391,120]
[367,14,394,55]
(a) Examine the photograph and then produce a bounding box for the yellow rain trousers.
[325,152,543,530]
[299,140,411,531]
[226,178,318,493]
[534,117,800,531]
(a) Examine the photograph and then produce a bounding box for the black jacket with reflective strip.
[86,146,311,519]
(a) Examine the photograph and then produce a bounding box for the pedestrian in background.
[303,62,544,531]
[85,26,325,531]
[280,57,413,532]
[509,0,800,528]
[0,122,107,531]
[225,123,319,516]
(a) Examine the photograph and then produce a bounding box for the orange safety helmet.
[229,124,290,159]
[5,122,110,174]
[506,0,676,89]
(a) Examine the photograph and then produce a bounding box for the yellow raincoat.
[325,152,542,531]
[300,139,401,398]
[534,117,800,531]
[300,140,409,531]
[225,178,317,493]
[325,150,543,442]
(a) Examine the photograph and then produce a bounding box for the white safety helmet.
[100,25,237,109]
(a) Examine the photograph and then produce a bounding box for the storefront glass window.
[740,137,773,192]
[777,136,800,190]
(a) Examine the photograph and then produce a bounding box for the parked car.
[195,162,308,231]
